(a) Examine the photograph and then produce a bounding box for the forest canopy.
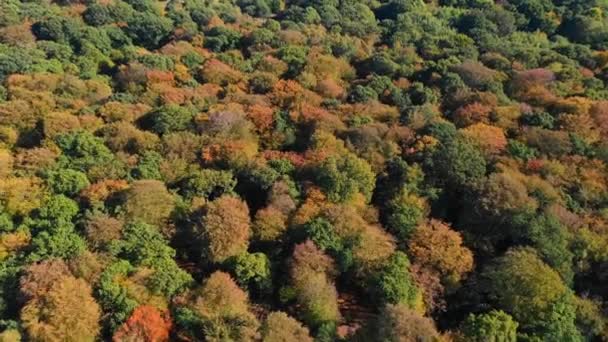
[1,0,608,341]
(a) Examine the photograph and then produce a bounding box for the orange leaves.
[80,179,129,206]
[461,123,507,155]
[269,79,306,109]
[246,104,275,135]
[113,306,172,342]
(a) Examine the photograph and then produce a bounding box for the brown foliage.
[98,102,152,123]
[199,59,243,85]
[20,259,72,302]
[253,206,288,242]
[184,271,259,341]
[21,275,101,342]
[410,263,445,314]
[261,311,313,342]
[85,213,124,251]
[200,195,251,263]
[366,304,440,342]
[100,122,160,154]
[452,102,492,127]
[408,220,474,284]
[291,240,337,285]
[80,179,129,207]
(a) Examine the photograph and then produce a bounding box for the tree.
[357,304,439,342]
[20,263,101,342]
[0,177,46,217]
[55,131,125,180]
[261,312,313,342]
[482,248,582,340]
[431,135,486,188]
[228,252,272,293]
[125,12,173,50]
[44,168,90,196]
[199,195,251,264]
[460,310,518,342]
[113,306,172,342]
[461,123,508,156]
[121,180,175,229]
[177,169,236,200]
[407,220,474,285]
[370,251,420,308]
[289,241,340,328]
[148,104,195,135]
[204,26,243,52]
[109,221,192,296]
[315,154,375,203]
[177,271,259,341]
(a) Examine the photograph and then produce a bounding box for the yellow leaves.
[253,207,288,242]
[0,148,12,177]
[22,276,101,342]
[554,96,593,116]
[0,177,46,217]
[0,230,31,261]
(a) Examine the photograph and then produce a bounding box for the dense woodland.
[1,0,608,341]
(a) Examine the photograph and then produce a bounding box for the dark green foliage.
[431,135,487,188]
[109,221,192,296]
[276,45,308,78]
[96,260,139,331]
[125,12,173,50]
[148,104,195,135]
[55,131,119,173]
[204,26,243,52]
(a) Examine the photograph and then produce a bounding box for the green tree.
[44,168,90,196]
[228,252,272,293]
[370,252,420,307]
[315,154,375,203]
[460,310,518,342]
[432,135,487,188]
[125,12,173,50]
[148,104,195,135]
[204,26,243,52]
[482,248,582,340]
